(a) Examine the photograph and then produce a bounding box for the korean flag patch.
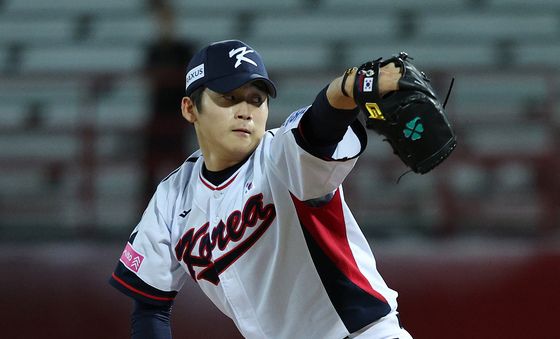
[363,77,373,92]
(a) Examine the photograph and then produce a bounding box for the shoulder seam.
[161,157,199,183]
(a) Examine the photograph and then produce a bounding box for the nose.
[235,102,253,120]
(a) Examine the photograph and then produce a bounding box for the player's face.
[182,82,269,170]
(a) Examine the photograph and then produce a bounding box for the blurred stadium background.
[1,0,559,338]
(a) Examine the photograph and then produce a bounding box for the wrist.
[325,68,358,110]
[340,67,357,98]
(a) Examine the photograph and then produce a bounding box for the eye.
[250,95,265,106]
[222,95,235,101]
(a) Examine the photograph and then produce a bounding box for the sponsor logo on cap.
[186,64,205,91]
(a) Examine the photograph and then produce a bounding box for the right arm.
[268,64,400,201]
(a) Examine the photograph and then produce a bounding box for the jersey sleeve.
[267,106,367,201]
[109,174,188,307]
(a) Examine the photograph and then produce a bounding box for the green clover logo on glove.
[404,117,424,141]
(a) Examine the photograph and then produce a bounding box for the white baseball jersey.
[110,107,402,338]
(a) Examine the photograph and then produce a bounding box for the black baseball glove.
[351,52,456,174]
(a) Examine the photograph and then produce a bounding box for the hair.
[189,86,206,111]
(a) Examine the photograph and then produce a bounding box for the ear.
[181,96,197,123]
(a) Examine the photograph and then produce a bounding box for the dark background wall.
[2,241,558,339]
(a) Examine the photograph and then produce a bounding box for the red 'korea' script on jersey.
[174,193,276,285]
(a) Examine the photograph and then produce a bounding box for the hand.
[377,62,401,97]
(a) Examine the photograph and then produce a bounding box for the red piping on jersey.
[291,190,388,303]
[111,273,174,301]
[199,172,238,191]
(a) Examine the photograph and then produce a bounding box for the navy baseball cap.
[185,40,277,98]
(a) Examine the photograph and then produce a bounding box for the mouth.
[232,128,251,135]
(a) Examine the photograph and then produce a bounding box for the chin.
[229,142,258,158]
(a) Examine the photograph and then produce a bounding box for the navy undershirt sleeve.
[298,85,360,155]
[131,299,172,339]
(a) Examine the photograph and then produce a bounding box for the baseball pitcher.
[109,39,455,339]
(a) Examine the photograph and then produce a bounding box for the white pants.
[348,313,413,339]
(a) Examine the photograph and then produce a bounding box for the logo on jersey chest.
[175,193,276,285]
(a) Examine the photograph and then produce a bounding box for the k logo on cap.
[229,47,257,68]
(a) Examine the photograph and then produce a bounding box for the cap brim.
[206,73,277,98]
